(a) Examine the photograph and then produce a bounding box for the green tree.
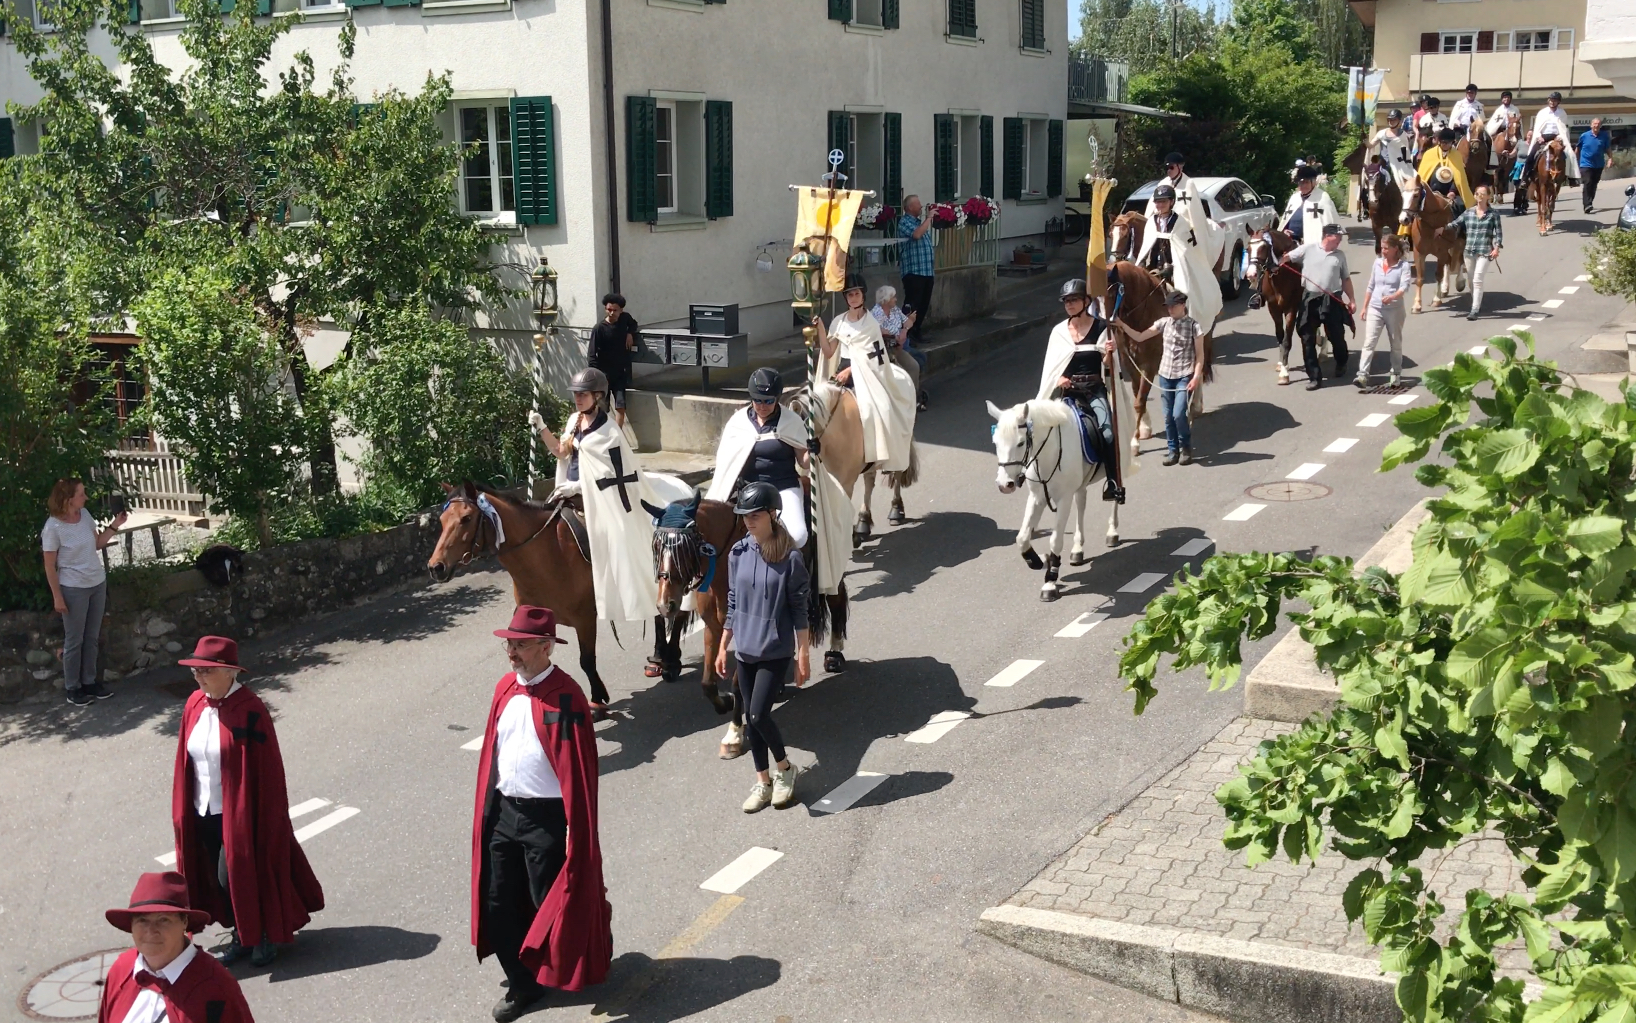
[334,306,550,515]
[1587,228,1636,306]
[5,0,501,495]
[1225,0,1369,69]
[1075,0,1217,74]
[1121,332,1636,1022]
[133,269,308,550]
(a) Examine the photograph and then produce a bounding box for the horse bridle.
[440,495,553,566]
[653,524,710,592]
[1000,415,1067,513]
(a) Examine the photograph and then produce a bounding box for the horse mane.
[803,381,843,437]
[469,481,554,513]
[1000,399,1072,432]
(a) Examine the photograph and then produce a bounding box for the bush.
[1587,226,1636,306]
[334,306,563,518]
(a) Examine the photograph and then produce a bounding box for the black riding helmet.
[844,271,866,295]
[747,367,783,402]
[1387,108,1404,122]
[733,480,782,516]
[1153,183,1177,201]
[569,367,609,393]
[1059,278,1089,302]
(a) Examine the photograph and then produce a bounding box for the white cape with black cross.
[820,311,916,473]
[1133,216,1223,332]
[704,404,810,504]
[1143,172,1226,270]
[554,410,660,623]
[1036,319,1143,482]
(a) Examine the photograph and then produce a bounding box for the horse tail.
[829,581,848,644]
[886,442,920,491]
[805,533,830,646]
[1201,333,1215,384]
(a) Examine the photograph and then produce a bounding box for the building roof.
[1067,99,1189,120]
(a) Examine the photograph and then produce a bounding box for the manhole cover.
[1246,481,1332,502]
[18,948,124,1020]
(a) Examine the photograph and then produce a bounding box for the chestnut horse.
[1460,122,1490,191]
[1246,231,1303,384]
[427,481,686,717]
[1104,260,1214,453]
[1405,181,1466,312]
[1368,172,1405,254]
[1489,122,1519,204]
[1531,137,1566,235]
[1108,210,1147,263]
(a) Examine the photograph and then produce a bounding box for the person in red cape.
[471,605,611,1022]
[171,636,323,967]
[98,870,255,1023]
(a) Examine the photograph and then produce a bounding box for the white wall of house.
[1583,0,1636,103]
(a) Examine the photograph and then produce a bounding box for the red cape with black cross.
[469,666,612,991]
[171,686,325,944]
[98,946,255,1023]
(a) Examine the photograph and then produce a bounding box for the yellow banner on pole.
[795,187,868,292]
[1084,177,1114,306]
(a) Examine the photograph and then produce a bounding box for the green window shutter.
[933,113,957,204]
[705,100,733,219]
[626,95,657,223]
[256,0,271,12]
[1046,118,1063,198]
[881,0,897,29]
[1021,0,1043,48]
[827,110,847,175]
[948,0,975,37]
[346,0,383,9]
[979,115,994,198]
[128,0,140,22]
[828,0,850,22]
[383,0,421,9]
[511,97,558,226]
[1002,118,1023,200]
[0,119,13,159]
[883,112,902,206]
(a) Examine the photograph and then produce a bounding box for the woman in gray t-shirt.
[42,478,124,704]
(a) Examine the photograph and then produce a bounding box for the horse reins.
[441,495,554,565]
[1000,416,1066,513]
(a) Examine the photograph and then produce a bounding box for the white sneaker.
[771,763,800,808]
[742,781,772,813]
[1388,373,1401,388]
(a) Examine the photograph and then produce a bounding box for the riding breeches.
[776,486,808,548]
[1064,389,1115,464]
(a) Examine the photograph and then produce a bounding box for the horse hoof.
[590,703,612,722]
[888,506,906,525]
[719,742,746,760]
[1070,552,1089,566]
[1106,533,1119,548]
[643,662,663,678]
[1137,424,1154,441]
[824,651,847,673]
[1022,549,1044,571]
[1040,585,1061,602]
[662,666,681,683]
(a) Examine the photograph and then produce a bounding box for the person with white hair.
[870,284,927,409]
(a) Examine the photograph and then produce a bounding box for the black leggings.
[737,657,791,772]
[196,812,235,930]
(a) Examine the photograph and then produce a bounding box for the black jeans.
[901,274,935,347]
[196,812,236,930]
[1583,166,1604,209]
[486,795,567,1000]
[1298,297,1350,379]
[737,657,791,772]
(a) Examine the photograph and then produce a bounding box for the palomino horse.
[1405,181,1466,312]
[1108,210,1146,263]
[987,398,1117,602]
[1104,260,1214,452]
[1245,231,1303,384]
[801,376,919,546]
[1531,137,1566,235]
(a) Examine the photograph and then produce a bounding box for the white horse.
[987,398,1119,602]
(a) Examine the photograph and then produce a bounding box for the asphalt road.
[3,193,1629,1023]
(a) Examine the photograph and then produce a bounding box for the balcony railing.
[1408,49,1611,95]
[933,214,1002,271]
[1069,55,1129,104]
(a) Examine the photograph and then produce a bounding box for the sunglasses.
[751,398,777,406]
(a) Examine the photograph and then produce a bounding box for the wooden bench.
[101,511,177,568]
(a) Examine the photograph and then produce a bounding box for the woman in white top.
[41,478,125,706]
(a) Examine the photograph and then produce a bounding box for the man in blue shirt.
[1579,117,1613,213]
[895,194,936,352]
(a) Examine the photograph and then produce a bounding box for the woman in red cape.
[170,636,323,965]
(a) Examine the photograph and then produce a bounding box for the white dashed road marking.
[461,735,484,751]
[1171,537,1213,556]
[812,772,889,815]
[1323,438,1358,453]
[1528,313,1547,321]
[155,798,347,866]
[1576,274,1591,282]
[1223,503,1265,522]
[1467,345,1488,355]
[1507,324,1529,332]
[905,710,972,744]
[1118,572,1167,593]
[1389,394,1418,405]
[1357,413,1390,428]
[292,806,361,843]
[1559,286,1579,295]
[1286,463,1325,480]
[1055,612,1109,638]
[1543,299,1564,309]
[984,659,1044,687]
[701,847,783,894]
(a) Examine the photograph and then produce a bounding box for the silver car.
[1121,176,1280,299]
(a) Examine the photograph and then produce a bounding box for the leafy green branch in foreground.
[1120,331,1636,1022]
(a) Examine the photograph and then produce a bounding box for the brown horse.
[1531,137,1566,235]
[1108,210,1146,263]
[1104,260,1214,453]
[1460,122,1490,191]
[1368,172,1405,254]
[1406,181,1465,312]
[1246,231,1303,384]
[1490,121,1519,204]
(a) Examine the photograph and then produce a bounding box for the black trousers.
[1583,166,1604,210]
[196,812,236,930]
[737,657,791,772]
[486,795,567,1000]
[901,274,935,346]
[1298,297,1350,379]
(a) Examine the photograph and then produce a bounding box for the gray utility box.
[636,331,749,386]
[689,303,739,336]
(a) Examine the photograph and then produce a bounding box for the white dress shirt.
[494,670,563,800]
[1450,97,1484,129]
[1532,105,1570,141]
[187,682,241,816]
[121,943,198,1023]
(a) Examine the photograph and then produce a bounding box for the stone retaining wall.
[0,513,442,704]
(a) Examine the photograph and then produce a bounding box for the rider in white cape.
[1278,166,1341,245]
[1144,152,1226,272]
[534,368,660,624]
[1037,278,1142,499]
[1135,187,1223,334]
[815,275,916,473]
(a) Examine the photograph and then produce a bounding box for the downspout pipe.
[600,0,621,293]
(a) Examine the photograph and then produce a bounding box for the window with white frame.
[1440,30,1476,53]
[1512,28,1553,51]
[1023,117,1048,196]
[1554,27,1574,50]
[457,104,515,217]
[836,113,884,194]
[957,114,980,197]
[655,101,677,214]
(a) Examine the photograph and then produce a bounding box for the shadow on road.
[263,925,440,983]
[1187,399,1297,468]
[551,951,780,1021]
[851,769,956,810]
[847,511,1013,602]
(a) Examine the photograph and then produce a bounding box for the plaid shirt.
[1454,206,1503,259]
[896,214,936,277]
[1156,316,1200,380]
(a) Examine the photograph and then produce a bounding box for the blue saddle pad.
[1063,398,1100,466]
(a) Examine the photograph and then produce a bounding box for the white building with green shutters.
[0,0,1067,384]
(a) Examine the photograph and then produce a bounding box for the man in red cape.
[99,870,255,1023]
[171,636,323,967]
[471,605,611,1021]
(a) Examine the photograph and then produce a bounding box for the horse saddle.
[1062,396,1104,466]
[543,494,592,564]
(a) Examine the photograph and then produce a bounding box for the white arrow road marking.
[1223,503,1265,522]
[155,798,343,866]
[1055,612,1108,638]
[985,659,1044,688]
[1357,413,1390,428]
[905,710,971,744]
[1286,463,1325,480]
[1171,537,1213,556]
[700,847,783,894]
[812,772,890,815]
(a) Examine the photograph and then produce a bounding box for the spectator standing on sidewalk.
[1452,184,1503,321]
[895,195,936,354]
[42,478,124,707]
[1116,290,1204,466]
[585,294,638,431]
[1355,233,1411,389]
[1579,118,1613,213]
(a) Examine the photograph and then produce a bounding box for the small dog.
[194,544,245,587]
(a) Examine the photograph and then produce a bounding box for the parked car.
[1121,176,1279,299]
[1620,184,1636,231]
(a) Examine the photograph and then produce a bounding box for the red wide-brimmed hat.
[493,605,562,643]
[105,871,211,932]
[177,635,248,673]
